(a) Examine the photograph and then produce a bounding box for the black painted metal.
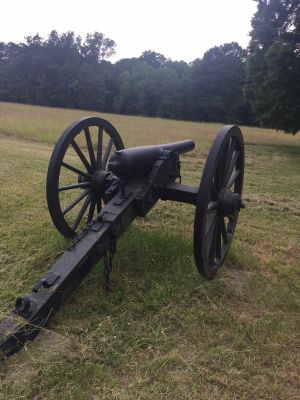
[0,121,245,358]
[0,185,140,357]
[108,140,194,181]
[161,182,198,205]
[46,117,124,239]
[193,125,244,279]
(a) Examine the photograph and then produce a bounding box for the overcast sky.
[1,0,257,62]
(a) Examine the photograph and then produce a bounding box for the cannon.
[0,117,245,357]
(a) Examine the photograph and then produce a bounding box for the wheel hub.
[219,189,242,215]
[92,169,109,195]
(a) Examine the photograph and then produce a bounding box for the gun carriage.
[0,117,245,357]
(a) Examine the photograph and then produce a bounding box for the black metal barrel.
[108,140,195,181]
[159,140,195,154]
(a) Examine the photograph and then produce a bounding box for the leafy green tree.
[0,42,19,102]
[0,31,116,110]
[70,63,107,110]
[113,57,188,118]
[245,0,300,134]
[0,31,254,124]
[191,42,252,124]
[139,50,167,68]
[81,32,116,63]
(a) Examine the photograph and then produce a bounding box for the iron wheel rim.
[193,125,244,279]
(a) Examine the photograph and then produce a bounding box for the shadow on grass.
[52,225,255,329]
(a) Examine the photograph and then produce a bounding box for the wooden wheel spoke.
[220,217,228,244]
[225,150,240,187]
[97,127,103,169]
[211,182,219,200]
[227,170,241,189]
[215,165,223,192]
[208,218,219,264]
[71,194,92,231]
[216,141,230,190]
[87,198,96,222]
[227,137,235,158]
[102,137,114,170]
[71,140,92,173]
[216,222,222,260]
[96,196,102,213]
[84,127,97,169]
[59,182,91,192]
[224,138,235,174]
[62,189,90,215]
[220,143,230,188]
[216,138,238,190]
[206,210,218,236]
[61,162,89,179]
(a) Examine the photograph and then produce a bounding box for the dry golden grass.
[1,101,300,149]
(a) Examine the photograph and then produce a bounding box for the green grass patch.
[0,102,299,399]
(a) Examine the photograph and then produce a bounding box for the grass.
[0,102,299,399]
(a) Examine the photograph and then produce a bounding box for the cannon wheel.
[193,125,244,279]
[46,117,124,239]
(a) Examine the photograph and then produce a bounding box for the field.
[0,102,300,399]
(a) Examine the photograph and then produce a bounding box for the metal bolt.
[239,200,245,209]
[15,296,31,316]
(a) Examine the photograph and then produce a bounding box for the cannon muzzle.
[108,140,195,181]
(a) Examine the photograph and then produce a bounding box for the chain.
[103,233,117,291]
[177,160,181,183]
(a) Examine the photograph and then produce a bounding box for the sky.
[0,0,257,63]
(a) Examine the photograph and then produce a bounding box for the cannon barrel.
[108,139,195,181]
[159,140,195,154]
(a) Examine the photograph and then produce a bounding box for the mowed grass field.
[0,101,300,399]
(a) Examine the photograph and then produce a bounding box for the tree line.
[0,34,252,125]
[0,0,299,134]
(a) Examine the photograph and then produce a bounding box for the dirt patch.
[221,268,252,297]
[1,329,70,387]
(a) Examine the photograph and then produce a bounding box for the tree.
[0,42,20,101]
[245,0,300,134]
[0,31,116,110]
[112,56,187,118]
[191,42,252,124]
[81,32,116,63]
[139,50,167,68]
[70,63,107,111]
[0,35,252,123]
